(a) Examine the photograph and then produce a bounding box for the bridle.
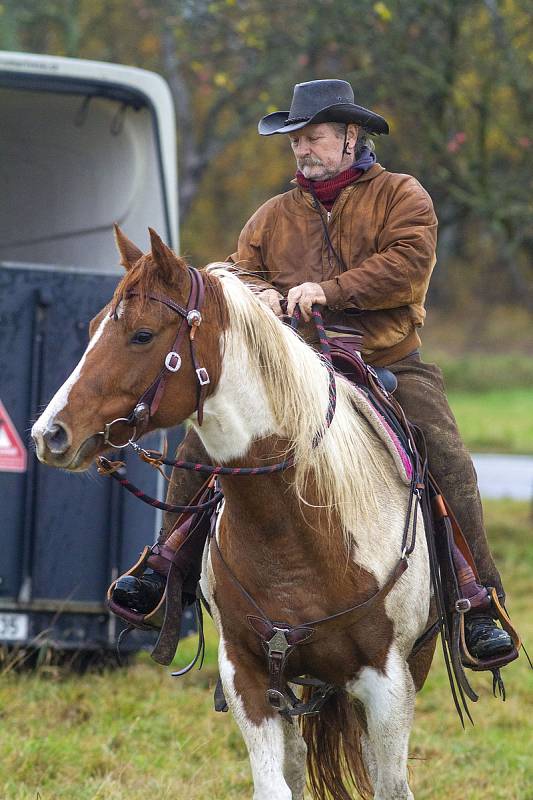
[99,267,211,449]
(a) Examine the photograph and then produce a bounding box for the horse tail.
[300,688,373,800]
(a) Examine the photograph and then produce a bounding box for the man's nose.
[294,140,310,156]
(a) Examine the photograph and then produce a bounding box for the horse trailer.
[0,51,188,658]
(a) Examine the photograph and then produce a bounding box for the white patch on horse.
[205,508,303,799]
[218,635,293,800]
[194,333,277,462]
[347,647,415,800]
[32,312,110,438]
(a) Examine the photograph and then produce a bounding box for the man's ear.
[113,224,143,270]
[348,123,360,151]
[148,228,187,284]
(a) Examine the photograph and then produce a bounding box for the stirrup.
[459,588,521,671]
[107,544,185,666]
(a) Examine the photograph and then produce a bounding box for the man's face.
[288,122,358,180]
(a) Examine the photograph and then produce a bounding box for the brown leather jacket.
[228,163,437,366]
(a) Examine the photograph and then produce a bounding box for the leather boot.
[112,430,211,614]
[451,539,513,659]
[464,612,513,659]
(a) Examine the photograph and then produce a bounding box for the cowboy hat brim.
[258,102,389,136]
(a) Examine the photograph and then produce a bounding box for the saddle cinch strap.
[107,477,215,665]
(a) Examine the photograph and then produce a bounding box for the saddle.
[325,328,398,394]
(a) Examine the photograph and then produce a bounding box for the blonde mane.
[207,265,396,539]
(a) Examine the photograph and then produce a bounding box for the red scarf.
[295,164,363,211]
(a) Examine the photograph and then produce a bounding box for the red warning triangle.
[0,400,27,473]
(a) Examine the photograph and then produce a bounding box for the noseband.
[100,267,210,448]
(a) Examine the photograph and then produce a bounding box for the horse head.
[31,226,226,471]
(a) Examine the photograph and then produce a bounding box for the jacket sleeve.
[227,208,279,294]
[320,178,438,311]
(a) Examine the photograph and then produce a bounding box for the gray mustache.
[298,157,324,167]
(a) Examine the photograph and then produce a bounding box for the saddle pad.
[352,386,413,485]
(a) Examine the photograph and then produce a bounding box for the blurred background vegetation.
[2,0,532,448]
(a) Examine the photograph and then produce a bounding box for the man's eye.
[131,330,153,344]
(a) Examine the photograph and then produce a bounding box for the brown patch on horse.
[213,436,395,695]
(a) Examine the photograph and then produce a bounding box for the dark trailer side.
[0,51,182,656]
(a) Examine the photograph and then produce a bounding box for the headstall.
[99,267,210,449]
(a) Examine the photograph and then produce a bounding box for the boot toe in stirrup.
[112,572,166,614]
[464,613,513,660]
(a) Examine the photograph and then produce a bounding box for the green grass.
[448,388,533,454]
[437,355,533,394]
[410,353,533,453]
[0,500,531,799]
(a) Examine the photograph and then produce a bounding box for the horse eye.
[131,330,153,345]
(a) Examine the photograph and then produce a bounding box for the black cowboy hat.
[258,79,389,136]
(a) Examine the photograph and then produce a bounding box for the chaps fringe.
[301,689,373,800]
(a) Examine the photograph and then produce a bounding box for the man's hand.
[258,288,284,318]
[287,282,327,321]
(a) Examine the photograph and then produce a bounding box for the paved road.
[472,454,533,501]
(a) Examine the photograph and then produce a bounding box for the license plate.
[0,613,29,641]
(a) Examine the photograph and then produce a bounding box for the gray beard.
[299,161,338,180]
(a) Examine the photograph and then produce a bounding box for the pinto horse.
[32,228,436,800]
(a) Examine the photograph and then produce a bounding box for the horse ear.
[148,227,186,283]
[113,224,143,270]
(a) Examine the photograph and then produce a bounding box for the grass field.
[0,500,531,799]
[417,353,533,455]
[448,389,533,454]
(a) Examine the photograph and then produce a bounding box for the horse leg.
[348,647,416,800]
[218,635,301,800]
[360,731,379,792]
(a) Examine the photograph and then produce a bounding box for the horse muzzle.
[32,420,100,471]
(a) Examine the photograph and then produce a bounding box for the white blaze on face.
[32,311,111,441]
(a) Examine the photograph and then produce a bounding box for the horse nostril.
[43,422,71,455]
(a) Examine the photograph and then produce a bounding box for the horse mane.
[207,264,396,540]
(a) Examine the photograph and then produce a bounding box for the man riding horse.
[116,79,513,663]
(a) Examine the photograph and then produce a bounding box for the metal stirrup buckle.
[265,688,290,711]
[455,598,472,613]
[196,367,210,386]
[165,352,182,372]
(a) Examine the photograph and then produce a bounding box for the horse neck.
[193,330,279,464]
